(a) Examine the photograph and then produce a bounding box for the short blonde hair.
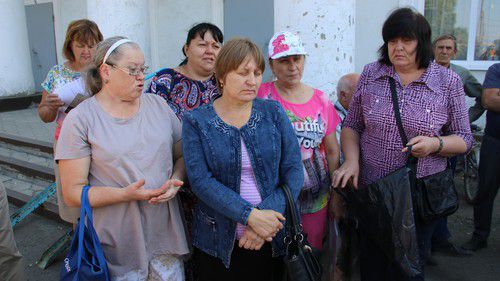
[63,19,103,62]
[215,38,265,91]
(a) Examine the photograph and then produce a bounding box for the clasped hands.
[238,208,285,251]
[123,178,183,204]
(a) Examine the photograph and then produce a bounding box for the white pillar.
[0,0,35,97]
[274,0,356,98]
[87,0,151,66]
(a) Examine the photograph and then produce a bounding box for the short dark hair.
[433,34,457,51]
[378,7,433,69]
[180,22,223,66]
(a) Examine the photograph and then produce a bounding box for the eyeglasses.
[107,63,150,76]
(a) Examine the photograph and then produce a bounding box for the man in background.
[334,73,360,153]
[430,34,476,259]
[434,34,484,122]
[462,63,500,251]
[332,73,360,281]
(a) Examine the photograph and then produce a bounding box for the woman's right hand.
[332,160,359,189]
[40,93,64,111]
[123,179,168,201]
[238,226,265,250]
[246,209,285,240]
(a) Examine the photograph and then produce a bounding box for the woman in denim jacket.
[182,38,304,281]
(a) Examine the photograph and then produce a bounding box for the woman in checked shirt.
[332,8,473,281]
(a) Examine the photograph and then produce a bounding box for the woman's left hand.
[402,136,439,158]
[238,227,266,250]
[148,178,184,204]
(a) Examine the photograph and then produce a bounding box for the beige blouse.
[55,94,189,278]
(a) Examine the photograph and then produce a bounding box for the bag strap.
[77,185,91,269]
[388,77,418,167]
[388,77,408,145]
[281,185,302,237]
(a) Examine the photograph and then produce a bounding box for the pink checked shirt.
[343,61,473,185]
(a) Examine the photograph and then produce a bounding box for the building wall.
[224,0,274,81]
[275,0,356,96]
[153,0,223,71]
[20,0,489,127]
[45,0,86,65]
[354,0,399,73]
[1,0,35,97]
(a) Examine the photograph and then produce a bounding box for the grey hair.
[336,73,360,97]
[85,36,140,95]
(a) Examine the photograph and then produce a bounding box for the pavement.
[10,204,68,281]
[0,103,55,143]
[426,185,500,281]
[2,104,499,280]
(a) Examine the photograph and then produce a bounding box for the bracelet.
[435,136,444,154]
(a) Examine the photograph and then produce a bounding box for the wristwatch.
[435,136,444,154]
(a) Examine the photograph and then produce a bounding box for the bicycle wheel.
[463,145,480,204]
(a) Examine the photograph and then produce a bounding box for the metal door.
[25,3,57,93]
[224,0,274,81]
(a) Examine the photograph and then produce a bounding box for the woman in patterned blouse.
[38,19,102,224]
[147,23,223,281]
[147,23,223,119]
[332,8,473,281]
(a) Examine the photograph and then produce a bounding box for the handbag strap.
[388,77,417,167]
[388,77,408,146]
[281,185,302,238]
[77,185,91,269]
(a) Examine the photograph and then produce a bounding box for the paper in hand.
[53,77,90,113]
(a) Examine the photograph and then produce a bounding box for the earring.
[220,82,224,88]
[104,79,109,84]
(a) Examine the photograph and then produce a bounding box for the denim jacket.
[182,98,304,268]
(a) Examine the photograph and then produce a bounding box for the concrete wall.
[275,0,356,96]
[153,0,223,71]
[354,0,399,73]
[53,0,87,64]
[1,0,35,97]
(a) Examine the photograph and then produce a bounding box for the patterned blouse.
[146,68,220,120]
[41,64,81,140]
[343,61,473,185]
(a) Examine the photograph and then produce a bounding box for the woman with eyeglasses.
[55,36,189,280]
[38,19,103,225]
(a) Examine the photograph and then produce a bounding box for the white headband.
[102,39,132,64]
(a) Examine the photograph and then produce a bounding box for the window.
[424,0,499,69]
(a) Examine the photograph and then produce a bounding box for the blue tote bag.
[60,185,110,281]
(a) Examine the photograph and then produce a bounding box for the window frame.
[419,0,499,70]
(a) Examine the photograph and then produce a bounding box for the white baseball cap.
[268,31,307,60]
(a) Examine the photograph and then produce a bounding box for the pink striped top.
[236,139,262,239]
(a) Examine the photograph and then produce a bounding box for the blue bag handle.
[76,185,108,277]
[76,186,90,270]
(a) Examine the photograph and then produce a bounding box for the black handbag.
[281,184,322,281]
[388,77,459,222]
[355,159,422,278]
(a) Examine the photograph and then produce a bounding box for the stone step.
[1,164,58,215]
[0,133,58,217]
[0,133,54,180]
